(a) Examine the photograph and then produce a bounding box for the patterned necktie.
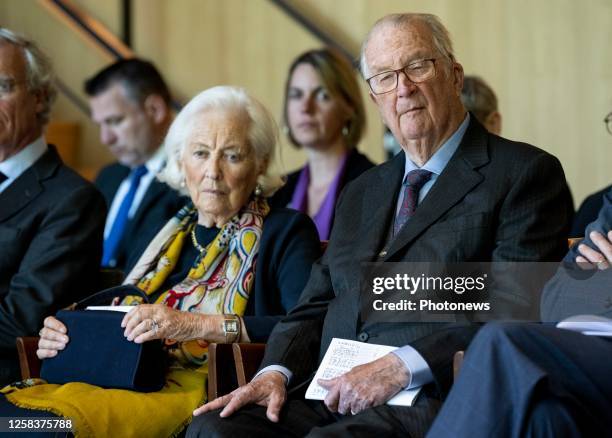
[393,169,433,236]
[102,165,148,267]
[0,171,7,184]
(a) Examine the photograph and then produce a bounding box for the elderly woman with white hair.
[1,86,321,437]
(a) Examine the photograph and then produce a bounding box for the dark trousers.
[188,389,442,438]
[427,322,612,438]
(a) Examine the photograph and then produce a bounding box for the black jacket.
[259,119,573,396]
[0,146,106,383]
[95,163,187,272]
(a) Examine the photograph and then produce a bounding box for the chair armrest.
[453,350,464,381]
[232,343,266,386]
[207,343,237,401]
[16,337,42,379]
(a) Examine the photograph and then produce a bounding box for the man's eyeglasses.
[366,58,438,95]
[604,112,612,135]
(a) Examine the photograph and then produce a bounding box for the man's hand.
[193,371,287,422]
[576,230,612,270]
[317,353,410,415]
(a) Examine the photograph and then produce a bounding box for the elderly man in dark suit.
[85,59,186,272]
[0,28,105,385]
[189,13,573,437]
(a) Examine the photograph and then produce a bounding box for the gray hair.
[0,28,57,125]
[359,13,455,79]
[461,75,498,124]
[158,85,282,197]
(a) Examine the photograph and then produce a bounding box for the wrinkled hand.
[576,231,612,270]
[121,304,205,343]
[193,371,287,422]
[37,316,69,359]
[317,353,410,415]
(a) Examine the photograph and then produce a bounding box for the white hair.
[359,13,455,79]
[158,85,282,197]
[0,28,57,125]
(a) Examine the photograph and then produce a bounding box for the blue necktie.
[393,169,432,236]
[102,165,148,267]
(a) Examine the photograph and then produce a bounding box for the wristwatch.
[223,315,240,343]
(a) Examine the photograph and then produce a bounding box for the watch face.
[225,319,239,333]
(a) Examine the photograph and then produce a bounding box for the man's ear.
[452,62,464,96]
[143,94,169,124]
[33,89,46,116]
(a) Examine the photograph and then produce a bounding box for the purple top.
[289,153,349,240]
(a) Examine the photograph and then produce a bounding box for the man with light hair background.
[0,28,105,385]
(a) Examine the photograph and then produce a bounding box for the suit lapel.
[384,120,490,260]
[360,153,406,258]
[128,179,166,227]
[0,146,58,223]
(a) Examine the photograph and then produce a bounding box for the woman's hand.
[121,304,215,343]
[36,316,69,360]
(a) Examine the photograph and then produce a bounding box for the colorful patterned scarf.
[125,195,269,367]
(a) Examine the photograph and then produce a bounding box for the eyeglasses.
[366,58,438,95]
[605,112,612,135]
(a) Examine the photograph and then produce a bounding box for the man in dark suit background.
[0,28,105,385]
[85,59,185,272]
[189,13,573,437]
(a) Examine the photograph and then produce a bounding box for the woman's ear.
[257,158,269,176]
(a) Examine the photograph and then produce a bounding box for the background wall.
[0,0,610,206]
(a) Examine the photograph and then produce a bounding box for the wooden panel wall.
[0,0,610,204]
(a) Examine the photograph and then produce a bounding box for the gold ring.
[597,259,608,270]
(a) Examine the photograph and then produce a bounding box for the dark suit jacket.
[259,118,573,395]
[95,162,187,272]
[0,146,106,382]
[571,185,612,237]
[268,149,375,210]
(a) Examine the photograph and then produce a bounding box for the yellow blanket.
[6,369,206,438]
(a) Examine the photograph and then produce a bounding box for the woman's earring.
[282,125,290,136]
[342,125,349,137]
[254,184,263,197]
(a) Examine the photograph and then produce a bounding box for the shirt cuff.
[253,365,293,386]
[391,346,434,390]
